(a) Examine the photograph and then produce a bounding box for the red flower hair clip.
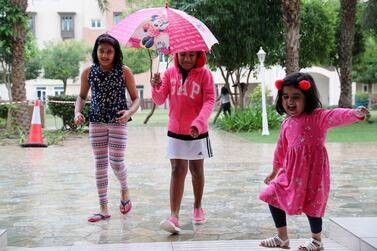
[298,80,311,90]
[275,79,284,90]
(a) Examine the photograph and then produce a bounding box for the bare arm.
[117,66,140,123]
[74,67,90,125]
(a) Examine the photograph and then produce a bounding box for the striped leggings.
[89,123,128,205]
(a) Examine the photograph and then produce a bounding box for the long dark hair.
[92,34,123,68]
[275,72,322,115]
[221,86,229,95]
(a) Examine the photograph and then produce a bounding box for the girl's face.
[97,43,115,70]
[177,52,198,71]
[281,85,306,116]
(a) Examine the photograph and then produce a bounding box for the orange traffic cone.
[21,100,48,147]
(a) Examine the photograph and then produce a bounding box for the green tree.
[0,32,41,101]
[363,0,377,34]
[25,33,42,80]
[353,35,377,84]
[0,0,30,130]
[123,48,151,74]
[96,0,109,12]
[299,0,336,68]
[125,0,167,14]
[41,40,86,95]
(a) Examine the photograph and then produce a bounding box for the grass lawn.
[128,108,169,127]
[236,110,377,143]
[45,109,377,144]
[44,108,171,130]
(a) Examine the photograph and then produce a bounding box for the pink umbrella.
[107,2,218,54]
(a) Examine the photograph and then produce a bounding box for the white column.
[260,62,270,136]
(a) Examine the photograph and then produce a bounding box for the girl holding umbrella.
[151,51,215,234]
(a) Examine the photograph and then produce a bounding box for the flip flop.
[88,213,111,222]
[120,199,132,215]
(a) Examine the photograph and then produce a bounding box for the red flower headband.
[275,79,311,91]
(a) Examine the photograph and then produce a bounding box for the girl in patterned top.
[259,72,368,250]
[74,34,140,222]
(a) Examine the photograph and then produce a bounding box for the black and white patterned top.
[88,64,128,123]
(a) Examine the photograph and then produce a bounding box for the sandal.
[259,235,290,249]
[298,238,324,251]
[87,213,111,222]
[120,199,132,215]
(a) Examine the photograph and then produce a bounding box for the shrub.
[217,85,282,132]
[48,95,89,130]
[355,92,369,107]
[355,92,369,101]
[217,106,283,132]
[249,84,272,107]
[0,103,17,119]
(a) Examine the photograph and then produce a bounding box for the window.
[59,12,75,39]
[113,12,122,24]
[159,53,168,63]
[28,12,36,36]
[36,87,46,101]
[363,83,369,93]
[91,19,102,28]
[136,85,144,100]
[54,87,64,96]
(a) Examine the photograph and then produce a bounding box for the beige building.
[0,0,156,108]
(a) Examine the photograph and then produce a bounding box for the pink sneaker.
[193,208,206,224]
[160,215,181,234]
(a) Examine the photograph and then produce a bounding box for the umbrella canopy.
[107,3,218,54]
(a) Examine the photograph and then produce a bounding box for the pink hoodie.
[152,51,215,135]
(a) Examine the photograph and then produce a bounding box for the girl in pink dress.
[259,72,368,250]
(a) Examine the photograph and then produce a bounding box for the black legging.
[221,102,231,115]
[269,204,322,234]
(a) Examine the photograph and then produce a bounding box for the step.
[6,239,350,251]
[329,217,377,251]
[0,229,6,251]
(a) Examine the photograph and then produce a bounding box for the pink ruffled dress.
[259,108,363,217]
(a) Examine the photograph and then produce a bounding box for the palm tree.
[281,0,300,74]
[10,0,30,131]
[97,0,109,12]
[338,0,357,108]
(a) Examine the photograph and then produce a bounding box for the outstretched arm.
[317,106,368,129]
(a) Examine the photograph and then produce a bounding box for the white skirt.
[166,134,213,160]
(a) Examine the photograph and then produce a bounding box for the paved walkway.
[6,239,350,251]
[0,127,376,248]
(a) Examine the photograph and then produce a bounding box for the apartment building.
[27,0,126,49]
[0,0,154,107]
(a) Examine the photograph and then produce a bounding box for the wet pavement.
[0,127,376,248]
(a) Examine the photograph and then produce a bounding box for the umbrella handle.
[157,52,160,73]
